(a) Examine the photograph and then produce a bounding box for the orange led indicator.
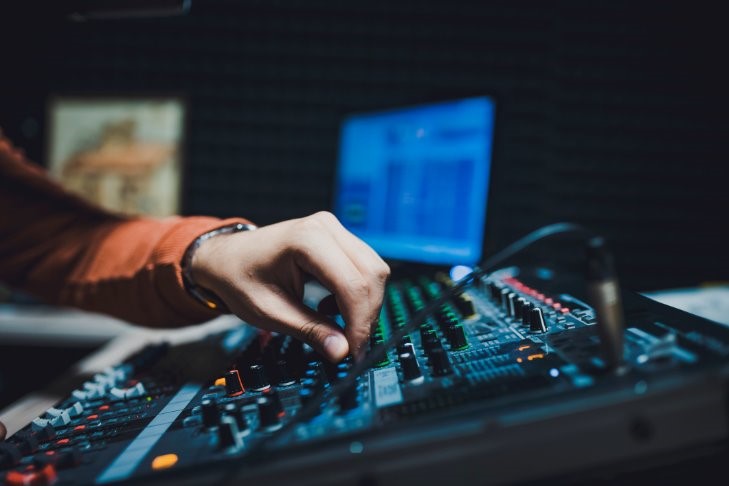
[152,453,179,471]
[214,377,226,387]
[98,405,110,411]
[86,414,99,420]
[527,353,545,361]
[517,345,531,352]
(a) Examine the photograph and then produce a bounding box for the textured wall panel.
[1,1,727,289]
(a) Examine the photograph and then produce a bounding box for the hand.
[191,211,390,362]
[0,420,6,440]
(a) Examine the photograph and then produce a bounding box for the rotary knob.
[446,324,468,350]
[257,396,283,431]
[201,399,220,428]
[224,370,245,397]
[276,359,297,386]
[336,372,359,412]
[529,307,548,333]
[217,415,242,449]
[429,348,453,376]
[248,364,271,391]
[399,352,423,383]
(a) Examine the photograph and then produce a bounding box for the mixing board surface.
[2,267,728,485]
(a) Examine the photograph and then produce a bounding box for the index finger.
[292,228,378,358]
[322,224,390,344]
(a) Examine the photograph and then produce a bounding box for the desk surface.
[644,284,729,327]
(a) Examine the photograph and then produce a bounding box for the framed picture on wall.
[47,96,186,217]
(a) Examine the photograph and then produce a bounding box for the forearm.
[0,134,247,326]
[50,216,248,327]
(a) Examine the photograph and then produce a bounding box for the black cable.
[221,222,595,479]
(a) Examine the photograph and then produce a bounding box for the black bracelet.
[181,223,257,312]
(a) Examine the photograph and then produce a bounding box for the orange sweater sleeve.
[0,134,250,327]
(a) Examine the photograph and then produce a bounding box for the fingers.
[229,284,349,361]
[309,212,390,353]
[193,211,388,362]
[0,421,6,441]
[292,228,377,358]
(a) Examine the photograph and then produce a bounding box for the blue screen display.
[334,96,495,265]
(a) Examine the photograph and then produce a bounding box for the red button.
[5,464,57,486]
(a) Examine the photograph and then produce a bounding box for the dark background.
[2,0,727,291]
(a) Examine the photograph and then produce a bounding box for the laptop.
[332,96,496,280]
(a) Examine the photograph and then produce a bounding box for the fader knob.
[529,307,548,333]
[201,399,220,428]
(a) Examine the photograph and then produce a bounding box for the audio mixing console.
[1,266,728,485]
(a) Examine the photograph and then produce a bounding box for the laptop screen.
[334,96,495,266]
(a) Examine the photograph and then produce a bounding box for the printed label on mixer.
[372,368,403,407]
